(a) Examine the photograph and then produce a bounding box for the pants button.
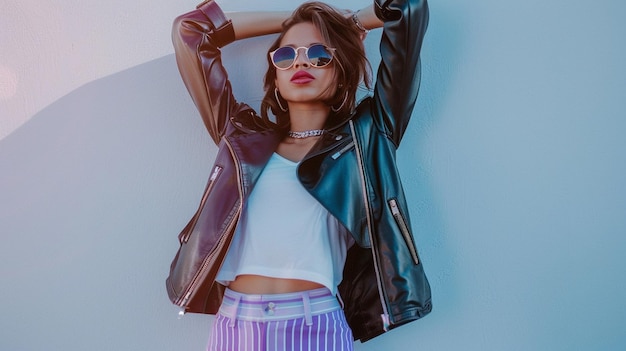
[265,302,276,315]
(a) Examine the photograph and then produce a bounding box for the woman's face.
[274,22,337,107]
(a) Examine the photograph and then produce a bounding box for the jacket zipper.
[349,120,391,331]
[181,165,223,243]
[389,198,419,265]
[178,137,244,315]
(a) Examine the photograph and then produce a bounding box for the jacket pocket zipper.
[331,140,355,160]
[181,165,223,243]
[178,137,244,315]
[388,198,420,265]
[178,214,235,312]
[178,210,238,315]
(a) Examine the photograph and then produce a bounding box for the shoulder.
[228,103,279,135]
[350,96,376,126]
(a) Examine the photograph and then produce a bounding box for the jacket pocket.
[388,198,419,265]
[179,165,223,243]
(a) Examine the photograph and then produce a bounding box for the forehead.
[280,22,326,47]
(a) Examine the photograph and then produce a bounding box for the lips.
[290,70,315,84]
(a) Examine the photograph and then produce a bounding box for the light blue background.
[1,0,625,350]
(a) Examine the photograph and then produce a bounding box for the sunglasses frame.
[269,44,336,70]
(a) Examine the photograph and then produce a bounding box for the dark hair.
[260,2,372,130]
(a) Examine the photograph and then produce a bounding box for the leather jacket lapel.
[226,127,282,197]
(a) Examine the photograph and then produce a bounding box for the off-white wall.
[2,0,626,350]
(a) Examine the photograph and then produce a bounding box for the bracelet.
[351,11,369,34]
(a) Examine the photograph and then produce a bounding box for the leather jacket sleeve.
[172,0,238,145]
[373,0,429,147]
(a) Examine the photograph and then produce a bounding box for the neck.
[287,102,330,132]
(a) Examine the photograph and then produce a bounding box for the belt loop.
[227,295,241,328]
[302,291,313,326]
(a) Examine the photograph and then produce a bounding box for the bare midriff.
[228,274,325,294]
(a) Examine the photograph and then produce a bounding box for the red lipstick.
[290,70,315,84]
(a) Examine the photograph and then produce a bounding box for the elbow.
[171,16,183,47]
[171,9,208,49]
[407,0,430,25]
[172,10,201,47]
[375,0,429,24]
[171,12,191,48]
[413,0,429,27]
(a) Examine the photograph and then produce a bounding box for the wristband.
[351,11,369,34]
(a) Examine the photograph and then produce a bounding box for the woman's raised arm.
[226,10,291,40]
[371,0,429,147]
[172,0,291,143]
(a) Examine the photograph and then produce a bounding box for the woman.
[166,0,430,349]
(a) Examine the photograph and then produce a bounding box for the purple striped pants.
[207,287,354,351]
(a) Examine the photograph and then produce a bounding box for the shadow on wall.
[0,53,214,350]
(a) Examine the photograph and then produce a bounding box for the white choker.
[287,129,326,139]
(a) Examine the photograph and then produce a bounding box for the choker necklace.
[287,129,326,139]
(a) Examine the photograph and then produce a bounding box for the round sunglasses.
[269,44,336,70]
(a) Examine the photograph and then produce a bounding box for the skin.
[274,22,337,163]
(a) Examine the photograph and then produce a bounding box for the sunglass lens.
[272,47,296,69]
[308,44,333,67]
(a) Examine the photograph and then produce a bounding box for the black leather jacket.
[166,0,430,342]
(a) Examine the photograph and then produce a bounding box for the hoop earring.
[331,91,349,112]
[274,88,288,112]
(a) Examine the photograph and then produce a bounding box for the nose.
[293,47,310,69]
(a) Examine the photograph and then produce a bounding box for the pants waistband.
[218,287,340,326]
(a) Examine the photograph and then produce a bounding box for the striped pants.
[207,287,354,351]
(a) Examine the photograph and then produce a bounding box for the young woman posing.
[166,0,430,349]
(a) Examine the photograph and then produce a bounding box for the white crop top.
[216,152,353,295]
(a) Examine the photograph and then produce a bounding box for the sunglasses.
[269,44,336,70]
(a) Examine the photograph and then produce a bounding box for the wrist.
[351,10,370,33]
